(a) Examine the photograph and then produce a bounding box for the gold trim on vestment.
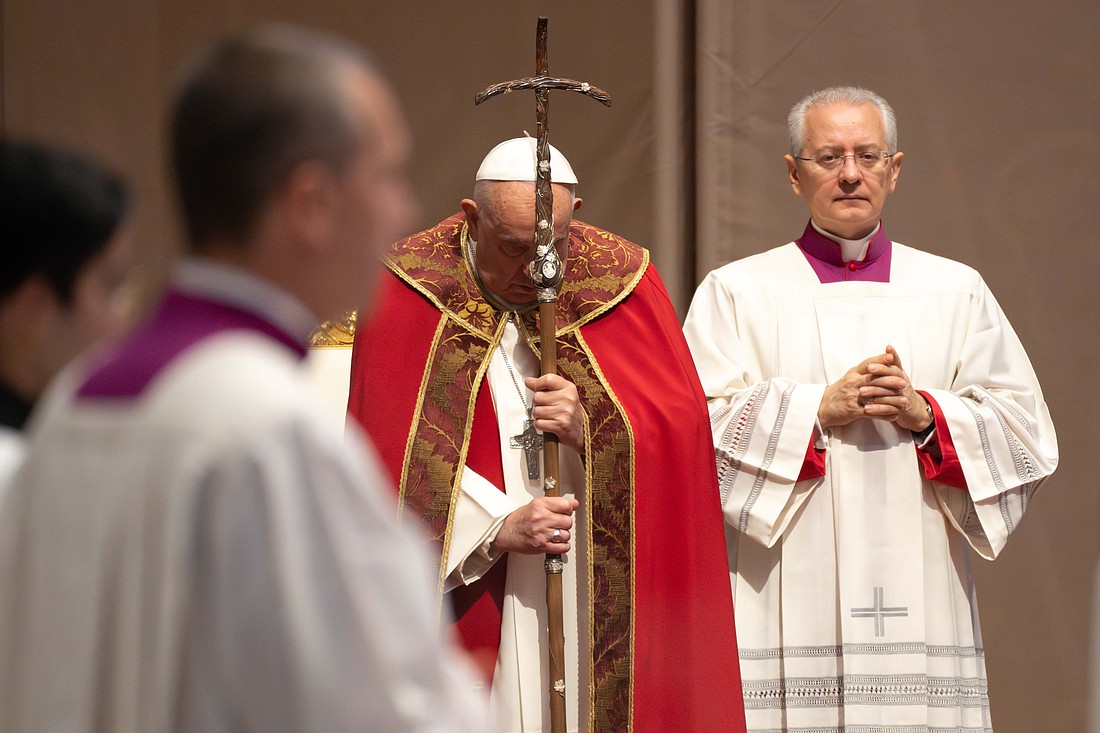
[547,329,635,731]
[574,329,637,731]
[396,312,449,523]
[400,316,453,622]
[389,284,509,602]
[384,214,645,731]
[383,220,501,341]
[520,229,651,347]
[387,259,498,341]
[557,247,649,338]
[436,318,506,601]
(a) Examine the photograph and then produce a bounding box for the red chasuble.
[348,214,746,732]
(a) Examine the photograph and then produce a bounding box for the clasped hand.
[817,344,932,432]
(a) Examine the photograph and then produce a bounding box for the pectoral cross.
[476,19,611,733]
[510,418,544,479]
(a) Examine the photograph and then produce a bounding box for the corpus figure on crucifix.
[347,18,747,733]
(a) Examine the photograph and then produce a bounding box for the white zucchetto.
[474,137,578,184]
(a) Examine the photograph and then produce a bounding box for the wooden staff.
[474,17,610,733]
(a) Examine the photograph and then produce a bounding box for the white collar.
[173,258,320,344]
[811,220,880,262]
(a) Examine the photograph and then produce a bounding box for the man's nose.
[838,155,863,183]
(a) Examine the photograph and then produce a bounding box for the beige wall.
[3,2,1095,730]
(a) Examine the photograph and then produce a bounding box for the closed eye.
[502,242,530,257]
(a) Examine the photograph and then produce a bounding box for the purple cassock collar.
[796,220,892,283]
[78,275,310,400]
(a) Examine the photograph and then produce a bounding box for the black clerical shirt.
[0,379,31,431]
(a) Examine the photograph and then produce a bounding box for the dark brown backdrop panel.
[2,1,661,300]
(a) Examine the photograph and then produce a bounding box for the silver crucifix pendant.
[510,418,544,479]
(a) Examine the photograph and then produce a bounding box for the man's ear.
[460,198,479,241]
[784,155,802,196]
[573,197,583,212]
[282,160,338,252]
[886,151,904,193]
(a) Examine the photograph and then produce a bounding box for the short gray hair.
[787,86,897,155]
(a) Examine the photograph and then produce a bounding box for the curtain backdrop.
[2,2,1095,730]
[675,6,1097,732]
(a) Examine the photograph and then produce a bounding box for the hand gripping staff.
[474,17,610,733]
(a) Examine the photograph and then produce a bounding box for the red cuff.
[797,434,826,482]
[914,391,968,490]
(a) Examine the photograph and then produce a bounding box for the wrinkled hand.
[491,496,579,555]
[525,373,584,451]
[818,345,931,431]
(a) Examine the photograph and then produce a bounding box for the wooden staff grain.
[474,17,610,733]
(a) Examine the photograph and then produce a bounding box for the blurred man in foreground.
[0,25,486,733]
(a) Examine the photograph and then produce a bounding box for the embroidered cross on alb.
[851,586,909,637]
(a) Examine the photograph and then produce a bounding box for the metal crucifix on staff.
[474,16,610,733]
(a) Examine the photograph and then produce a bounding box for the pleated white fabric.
[684,241,1058,733]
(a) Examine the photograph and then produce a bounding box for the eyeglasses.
[793,151,894,172]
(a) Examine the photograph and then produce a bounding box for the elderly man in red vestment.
[347,137,746,733]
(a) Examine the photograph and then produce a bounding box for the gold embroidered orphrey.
[387,214,647,732]
[475,21,614,731]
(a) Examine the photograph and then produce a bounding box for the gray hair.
[787,86,897,155]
